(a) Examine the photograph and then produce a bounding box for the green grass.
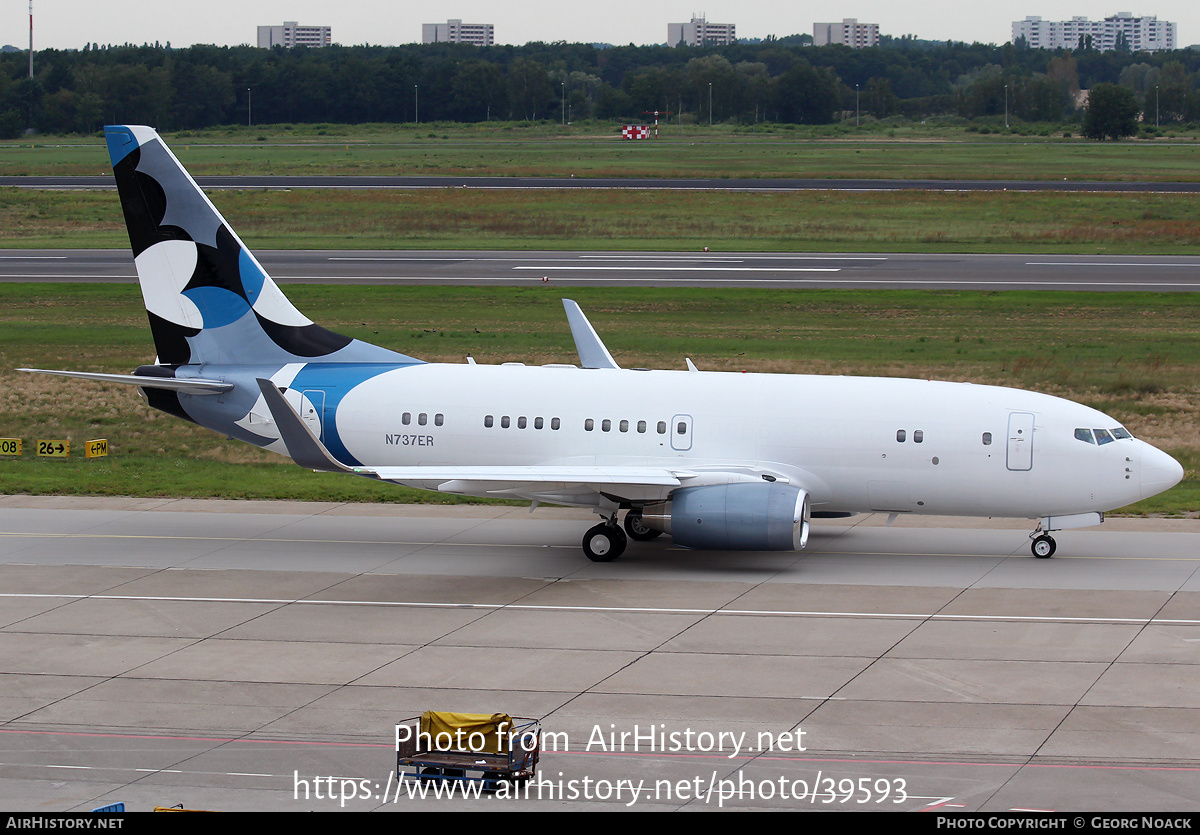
[3,120,1200,181]
[0,284,1196,514]
[3,186,1200,253]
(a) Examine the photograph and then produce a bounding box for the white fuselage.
[309,363,1172,518]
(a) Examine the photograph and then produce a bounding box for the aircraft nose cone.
[1141,443,1184,497]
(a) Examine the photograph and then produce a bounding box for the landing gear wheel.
[1031,534,1056,559]
[583,523,627,562]
[624,510,662,541]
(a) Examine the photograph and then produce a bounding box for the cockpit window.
[1077,427,1133,445]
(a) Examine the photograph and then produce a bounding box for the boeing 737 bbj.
[20,126,1184,561]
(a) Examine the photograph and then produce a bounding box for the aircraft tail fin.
[104,125,411,367]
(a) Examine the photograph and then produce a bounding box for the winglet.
[562,299,620,369]
[255,378,357,474]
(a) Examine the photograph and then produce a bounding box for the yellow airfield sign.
[85,439,109,458]
[37,439,69,457]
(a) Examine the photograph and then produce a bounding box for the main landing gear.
[1030,532,1056,558]
[583,521,626,562]
[583,510,662,562]
[623,509,662,542]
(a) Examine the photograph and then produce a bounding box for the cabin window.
[1075,428,1095,444]
[551,418,561,430]
[602,419,612,432]
[677,421,687,435]
[501,416,511,428]
[982,432,992,445]
[518,416,527,429]
[534,417,544,429]
[585,419,594,431]
[637,420,647,434]
[620,420,629,433]
[435,413,444,426]
[896,430,906,442]
[657,421,667,434]
[418,413,428,426]
[914,430,924,443]
[484,415,494,428]
[402,412,411,425]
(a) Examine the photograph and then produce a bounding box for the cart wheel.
[419,767,443,783]
[482,771,504,793]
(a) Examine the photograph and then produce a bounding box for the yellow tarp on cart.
[419,711,514,754]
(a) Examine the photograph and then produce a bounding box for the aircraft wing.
[369,465,686,502]
[562,299,620,369]
[255,378,688,502]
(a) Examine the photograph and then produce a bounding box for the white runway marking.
[3,592,1197,626]
[512,266,842,273]
[1025,261,1200,267]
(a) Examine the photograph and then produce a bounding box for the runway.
[4,249,1200,291]
[4,175,1200,193]
[0,496,1197,811]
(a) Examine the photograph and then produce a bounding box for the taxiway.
[0,497,1196,811]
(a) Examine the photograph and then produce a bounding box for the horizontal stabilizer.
[255,378,356,474]
[19,368,233,395]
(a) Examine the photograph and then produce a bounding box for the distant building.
[813,19,879,48]
[257,21,331,48]
[1013,12,1175,52]
[423,19,495,46]
[668,17,736,47]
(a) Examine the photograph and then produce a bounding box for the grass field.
[3,186,1200,254]
[2,121,1200,181]
[1,124,1196,514]
[0,284,1196,514]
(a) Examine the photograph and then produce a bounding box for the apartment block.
[668,17,736,47]
[257,21,332,48]
[1013,12,1175,52]
[813,19,880,48]
[423,19,495,46]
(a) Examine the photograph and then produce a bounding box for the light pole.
[708,82,712,126]
[247,88,251,127]
[1156,85,1159,126]
[561,81,565,126]
[414,84,418,123]
[855,83,860,127]
[1004,84,1009,129]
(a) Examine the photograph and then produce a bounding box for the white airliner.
[21,125,1184,561]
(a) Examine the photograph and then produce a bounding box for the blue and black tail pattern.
[105,125,411,367]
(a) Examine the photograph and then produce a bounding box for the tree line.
[2,38,1199,136]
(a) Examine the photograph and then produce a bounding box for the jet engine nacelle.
[642,482,811,551]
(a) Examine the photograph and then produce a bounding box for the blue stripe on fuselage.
[288,363,410,467]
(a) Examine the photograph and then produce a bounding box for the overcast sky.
[4,1,1196,51]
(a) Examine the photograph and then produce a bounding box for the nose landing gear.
[1030,533,1057,558]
